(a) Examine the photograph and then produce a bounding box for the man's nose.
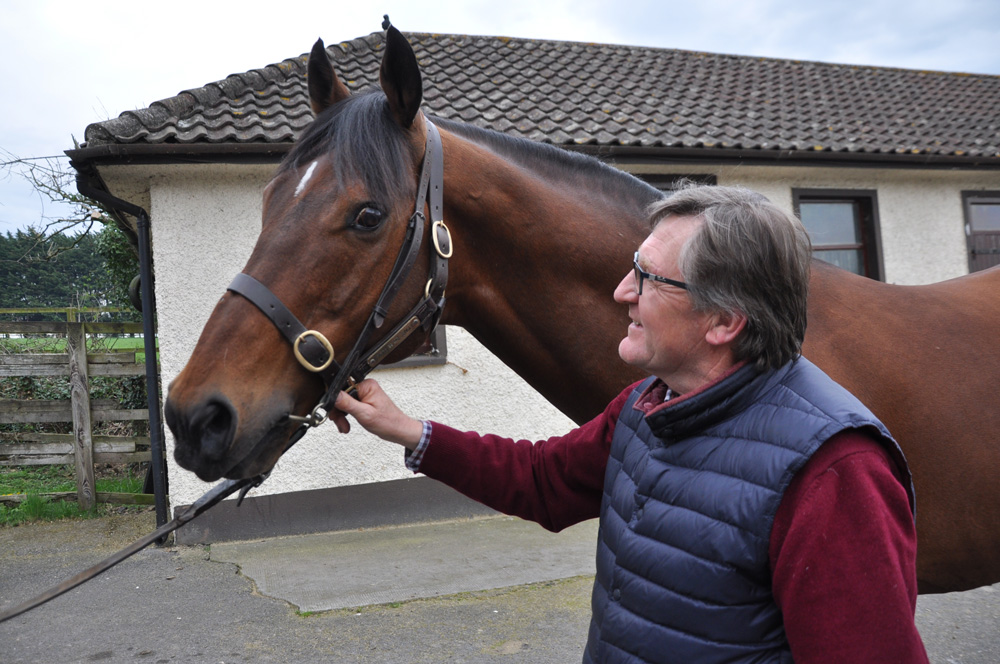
[613,271,637,303]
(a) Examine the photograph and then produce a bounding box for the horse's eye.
[352,206,384,230]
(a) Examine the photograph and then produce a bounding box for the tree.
[0,231,114,310]
[1,147,139,312]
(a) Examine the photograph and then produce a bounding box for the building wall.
[98,160,1000,510]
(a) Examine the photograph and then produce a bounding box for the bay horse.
[164,25,1000,594]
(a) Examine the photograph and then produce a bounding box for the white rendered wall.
[101,161,1000,509]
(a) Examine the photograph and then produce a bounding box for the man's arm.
[334,378,636,532]
[770,431,928,663]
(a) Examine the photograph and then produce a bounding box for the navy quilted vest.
[583,358,913,664]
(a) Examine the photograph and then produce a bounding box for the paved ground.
[1,509,998,663]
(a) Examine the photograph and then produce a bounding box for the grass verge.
[0,464,146,526]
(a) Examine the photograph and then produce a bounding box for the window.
[793,189,883,280]
[638,174,717,192]
[962,192,1000,273]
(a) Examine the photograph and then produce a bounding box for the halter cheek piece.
[226,120,450,446]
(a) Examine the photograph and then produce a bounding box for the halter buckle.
[432,220,453,259]
[293,330,335,372]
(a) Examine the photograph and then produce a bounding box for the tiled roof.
[81,31,1000,162]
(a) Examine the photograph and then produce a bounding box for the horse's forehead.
[264,158,337,207]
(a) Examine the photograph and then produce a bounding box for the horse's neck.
[440,132,654,422]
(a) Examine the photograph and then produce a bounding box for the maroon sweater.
[417,381,928,663]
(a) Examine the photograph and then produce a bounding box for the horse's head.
[165,26,443,481]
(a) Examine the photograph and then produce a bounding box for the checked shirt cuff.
[404,420,432,472]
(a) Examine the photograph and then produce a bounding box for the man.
[334,184,928,663]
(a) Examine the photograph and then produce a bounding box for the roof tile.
[82,31,1000,160]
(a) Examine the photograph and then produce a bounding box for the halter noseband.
[226,120,450,438]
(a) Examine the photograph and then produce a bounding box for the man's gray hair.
[648,183,812,370]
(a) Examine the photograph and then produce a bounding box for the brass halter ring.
[287,402,330,428]
[286,376,356,428]
[433,220,453,259]
[292,330,335,373]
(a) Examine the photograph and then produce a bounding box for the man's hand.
[332,379,424,450]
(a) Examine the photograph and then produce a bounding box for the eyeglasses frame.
[632,251,688,294]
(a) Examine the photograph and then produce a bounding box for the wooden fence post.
[66,322,95,510]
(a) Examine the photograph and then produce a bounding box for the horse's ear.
[379,25,422,128]
[308,38,351,115]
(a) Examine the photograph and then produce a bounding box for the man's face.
[613,215,719,393]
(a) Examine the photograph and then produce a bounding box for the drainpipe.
[75,174,169,537]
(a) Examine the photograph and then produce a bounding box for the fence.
[0,320,153,509]
[0,306,127,323]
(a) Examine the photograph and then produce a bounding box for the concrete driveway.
[1,510,997,663]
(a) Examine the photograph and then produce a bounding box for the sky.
[2,0,999,235]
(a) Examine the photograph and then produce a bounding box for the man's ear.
[705,310,747,347]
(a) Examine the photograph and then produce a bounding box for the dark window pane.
[814,249,862,274]
[794,190,880,280]
[799,202,860,245]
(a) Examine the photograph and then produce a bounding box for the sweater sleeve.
[770,430,928,664]
[416,383,638,532]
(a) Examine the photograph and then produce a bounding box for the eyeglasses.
[633,251,688,294]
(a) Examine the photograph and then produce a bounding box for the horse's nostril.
[203,403,230,437]
[191,398,237,463]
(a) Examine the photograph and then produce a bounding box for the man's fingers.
[354,378,381,400]
[331,411,351,434]
[334,389,360,413]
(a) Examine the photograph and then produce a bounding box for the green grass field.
[1,336,156,362]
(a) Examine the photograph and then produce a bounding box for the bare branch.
[1,147,116,263]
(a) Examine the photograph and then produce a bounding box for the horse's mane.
[278,91,415,206]
[433,117,662,209]
[279,89,662,212]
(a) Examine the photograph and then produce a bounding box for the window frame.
[793,188,884,281]
[639,174,718,191]
[961,191,1000,273]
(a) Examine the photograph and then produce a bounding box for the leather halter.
[226,120,450,432]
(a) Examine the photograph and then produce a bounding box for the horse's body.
[165,27,1000,594]
[801,262,1000,592]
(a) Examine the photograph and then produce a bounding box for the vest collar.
[639,360,794,441]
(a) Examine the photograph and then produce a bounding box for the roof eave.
[66,142,294,168]
[572,144,1000,170]
[66,141,1000,171]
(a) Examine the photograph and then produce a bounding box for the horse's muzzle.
[166,395,238,481]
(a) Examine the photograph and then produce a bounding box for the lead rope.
[0,474,266,624]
